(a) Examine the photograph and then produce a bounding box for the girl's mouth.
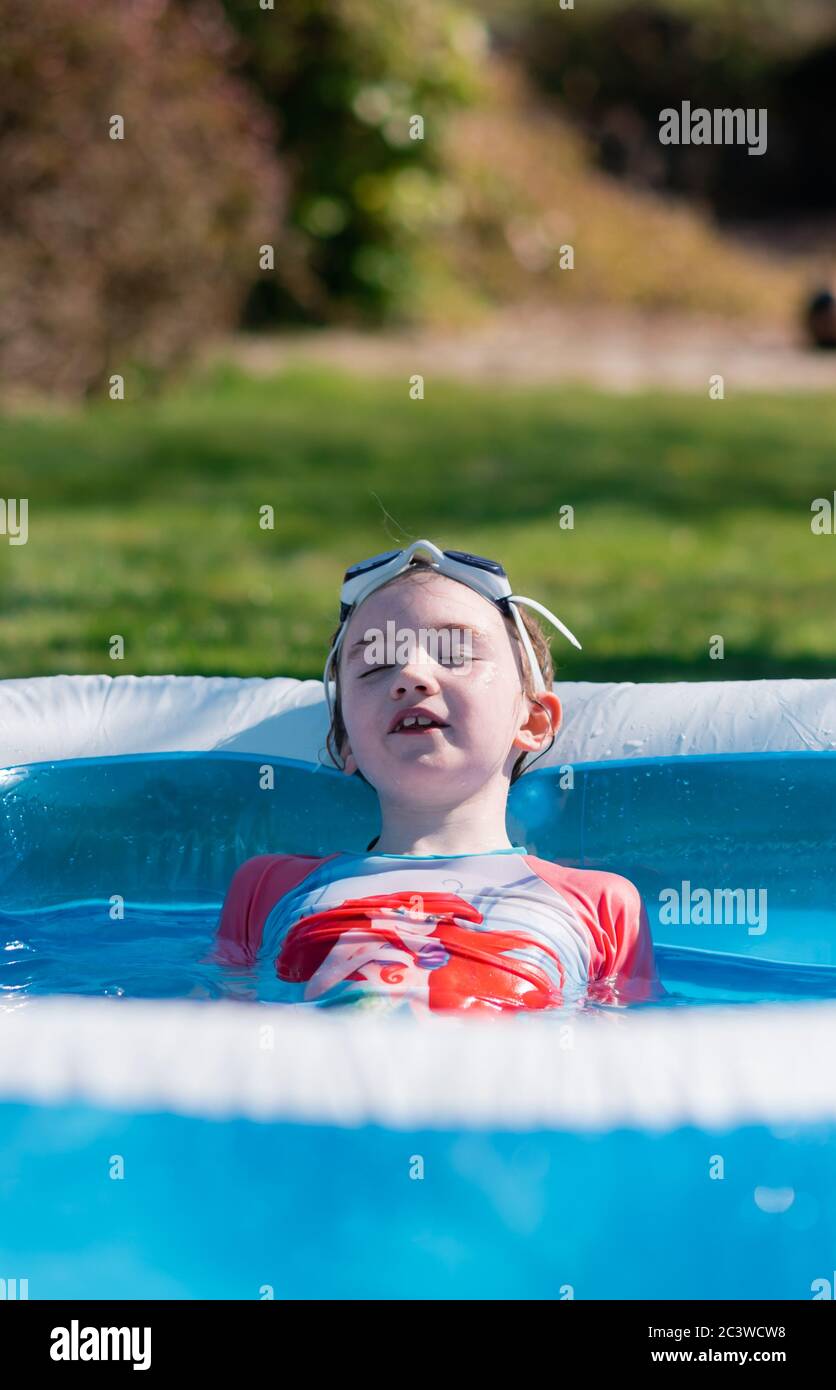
[389,712,449,735]
[393,723,446,736]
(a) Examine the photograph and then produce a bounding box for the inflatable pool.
[1,674,835,1299]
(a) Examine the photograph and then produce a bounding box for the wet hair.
[324,559,557,787]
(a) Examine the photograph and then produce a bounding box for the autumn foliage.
[0,0,285,397]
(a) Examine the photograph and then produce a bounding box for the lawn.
[0,361,834,683]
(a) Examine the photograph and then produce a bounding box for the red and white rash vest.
[212,846,661,1015]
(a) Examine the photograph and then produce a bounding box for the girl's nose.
[389,657,441,697]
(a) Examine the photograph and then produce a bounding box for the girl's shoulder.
[524,853,642,913]
[524,854,659,998]
[213,853,340,964]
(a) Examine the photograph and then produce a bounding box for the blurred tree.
[213,0,485,324]
[0,0,284,398]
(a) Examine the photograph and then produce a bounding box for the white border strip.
[2,996,836,1131]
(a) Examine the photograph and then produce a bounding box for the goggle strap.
[323,644,338,723]
[507,601,547,693]
[508,593,583,652]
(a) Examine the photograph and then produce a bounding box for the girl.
[213,541,661,1014]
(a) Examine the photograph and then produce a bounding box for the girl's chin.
[386,748,453,767]
[374,742,460,771]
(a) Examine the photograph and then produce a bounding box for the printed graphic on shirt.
[213,849,661,1014]
[276,888,567,1014]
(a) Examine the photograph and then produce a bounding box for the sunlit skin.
[336,572,562,856]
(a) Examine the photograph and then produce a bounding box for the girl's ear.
[512,692,562,752]
[541,692,562,737]
[342,742,359,776]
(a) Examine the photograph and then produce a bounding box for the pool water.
[1,749,834,1011]
[3,902,836,1008]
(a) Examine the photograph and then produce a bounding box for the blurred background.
[1,0,835,683]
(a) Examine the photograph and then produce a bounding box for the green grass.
[1,362,834,682]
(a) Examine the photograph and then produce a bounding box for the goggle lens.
[442,549,506,578]
[345,547,506,584]
[343,550,402,582]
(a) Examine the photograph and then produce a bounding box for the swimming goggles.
[323,539,581,718]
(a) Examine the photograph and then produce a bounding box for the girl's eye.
[358,657,477,674]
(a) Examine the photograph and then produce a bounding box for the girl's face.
[336,572,560,803]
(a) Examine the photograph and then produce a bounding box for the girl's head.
[325,559,562,804]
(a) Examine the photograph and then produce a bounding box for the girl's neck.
[372,783,514,856]
[372,817,514,850]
